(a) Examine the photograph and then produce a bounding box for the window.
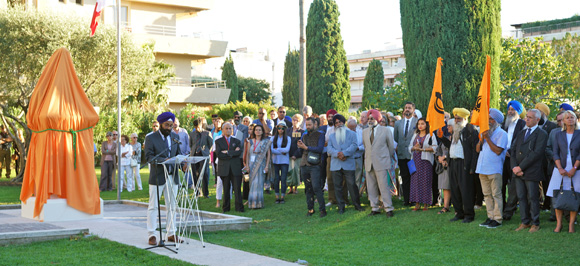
[76,0,83,5]
[105,6,129,26]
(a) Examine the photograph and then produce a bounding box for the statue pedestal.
[21,196,103,222]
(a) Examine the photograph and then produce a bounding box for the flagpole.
[116,0,122,201]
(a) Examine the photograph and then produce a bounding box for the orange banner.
[426,57,445,135]
[471,55,491,136]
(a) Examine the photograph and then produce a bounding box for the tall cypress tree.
[221,53,239,103]
[400,0,501,113]
[362,59,384,109]
[282,47,300,109]
[306,0,350,113]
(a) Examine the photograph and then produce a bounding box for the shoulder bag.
[553,177,580,211]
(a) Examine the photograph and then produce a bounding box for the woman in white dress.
[547,110,580,233]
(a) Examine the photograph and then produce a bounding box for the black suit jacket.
[510,126,548,182]
[190,130,213,157]
[215,136,243,177]
[461,124,480,174]
[145,131,181,186]
[541,120,558,137]
[553,129,580,169]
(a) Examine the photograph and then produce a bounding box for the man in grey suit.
[511,109,548,233]
[364,110,396,217]
[233,111,249,141]
[327,114,363,214]
[145,112,182,246]
[393,102,418,206]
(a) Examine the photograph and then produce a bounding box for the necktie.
[524,128,531,141]
[370,126,375,144]
[404,120,410,137]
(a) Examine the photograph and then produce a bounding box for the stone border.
[0,228,89,246]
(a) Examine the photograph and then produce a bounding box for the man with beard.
[145,112,182,245]
[363,109,396,217]
[511,109,548,233]
[535,102,558,212]
[502,101,526,221]
[545,111,565,220]
[323,109,348,206]
[298,117,327,217]
[476,109,508,229]
[394,102,418,206]
[447,108,480,223]
[327,114,363,214]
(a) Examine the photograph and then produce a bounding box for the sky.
[194,0,580,98]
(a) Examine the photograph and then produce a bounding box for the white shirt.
[120,143,133,166]
[449,139,464,159]
[404,117,413,135]
[506,121,517,150]
[522,124,539,138]
[158,131,171,156]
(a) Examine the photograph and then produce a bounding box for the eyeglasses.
[277,127,285,130]
[152,126,159,128]
[132,137,137,139]
[113,134,118,136]
[278,111,286,113]
[259,113,266,115]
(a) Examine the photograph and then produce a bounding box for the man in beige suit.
[363,109,396,217]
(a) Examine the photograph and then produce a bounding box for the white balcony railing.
[169,79,227,89]
[117,22,224,40]
[511,20,580,38]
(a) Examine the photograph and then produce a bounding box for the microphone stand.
[146,138,179,254]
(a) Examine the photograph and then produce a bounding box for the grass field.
[2,168,579,265]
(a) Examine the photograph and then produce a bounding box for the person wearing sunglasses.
[274,106,292,128]
[271,121,291,203]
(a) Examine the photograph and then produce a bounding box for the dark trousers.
[273,163,289,196]
[0,150,11,178]
[221,167,243,212]
[449,158,475,219]
[432,165,440,205]
[514,177,541,226]
[99,160,115,191]
[192,159,210,197]
[473,173,484,206]
[302,165,326,212]
[320,153,328,190]
[398,158,412,205]
[332,169,361,211]
[502,158,518,217]
[542,160,554,210]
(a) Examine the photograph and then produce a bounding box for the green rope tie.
[31,126,94,169]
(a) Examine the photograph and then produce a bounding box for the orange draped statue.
[21,47,101,218]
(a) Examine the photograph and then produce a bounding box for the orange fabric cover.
[21,47,101,217]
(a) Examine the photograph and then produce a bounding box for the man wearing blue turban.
[502,101,526,221]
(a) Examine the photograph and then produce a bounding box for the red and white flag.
[90,0,106,36]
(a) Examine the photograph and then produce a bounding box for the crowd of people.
[97,101,580,245]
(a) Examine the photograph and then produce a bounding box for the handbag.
[553,177,580,211]
[407,159,416,175]
[306,151,321,165]
[130,158,139,167]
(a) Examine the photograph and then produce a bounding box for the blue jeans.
[302,165,326,212]
[273,163,289,196]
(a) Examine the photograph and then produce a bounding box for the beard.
[328,120,334,126]
[489,122,499,132]
[452,123,465,144]
[234,119,240,126]
[335,126,346,144]
[504,113,518,130]
[160,127,171,137]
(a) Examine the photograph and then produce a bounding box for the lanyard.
[253,139,261,153]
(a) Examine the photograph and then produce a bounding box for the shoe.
[320,210,327,218]
[403,203,412,206]
[238,209,245,213]
[412,207,420,211]
[355,206,365,212]
[325,202,333,207]
[167,235,184,243]
[275,199,280,204]
[437,207,450,214]
[449,216,463,222]
[386,211,394,218]
[503,216,512,221]
[338,209,345,214]
[529,225,540,233]
[515,223,532,232]
[462,218,474,223]
[280,199,285,204]
[307,210,315,216]
[148,236,157,246]
[487,220,502,229]
[474,205,482,210]
[479,218,492,227]
[368,211,381,216]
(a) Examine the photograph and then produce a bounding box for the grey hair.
[528,109,542,119]
[303,105,312,115]
[130,133,138,138]
[561,110,579,130]
[222,122,233,129]
[243,116,252,121]
[347,118,357,126]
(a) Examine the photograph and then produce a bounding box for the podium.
[158,155,209,250]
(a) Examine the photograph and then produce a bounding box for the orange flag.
[471,55,491,137]
[426,57,445,136]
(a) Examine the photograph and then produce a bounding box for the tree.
[500,37,576,117]
[365,70,409,115]
[282,48,300,109]
[221,54,239,103]
[237,76,271,104]
[400,0,501,113]
[0,7,174,181]
[552,33,580,91]
[306,0,350,113]
[361,59,384,110]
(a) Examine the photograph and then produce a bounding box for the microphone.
[172,138,182,145]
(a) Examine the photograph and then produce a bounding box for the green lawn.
[2,167,579,265]
[0,235,193,266]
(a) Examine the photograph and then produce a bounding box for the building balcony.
[128,0,213,11]
[167,81,231,110]
[511,21,580,40]
[348,66,404,81]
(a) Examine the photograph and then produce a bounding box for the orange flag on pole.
[471,55,491,136]
[426,57,445,136]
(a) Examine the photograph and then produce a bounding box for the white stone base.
[21,196,104,222]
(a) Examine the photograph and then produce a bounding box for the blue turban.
[507,100,523,115]
[157,112,175,124]
[489,108,504,124]
[560,103,574,112]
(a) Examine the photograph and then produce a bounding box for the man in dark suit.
[145,112,182,246]
[273,106,293,128]
[393,102,418,206]
[535,102,558,211]
[216,122,244,213]
[511,109,548,233]
[502,101,526,220]
[190,117,213,197]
